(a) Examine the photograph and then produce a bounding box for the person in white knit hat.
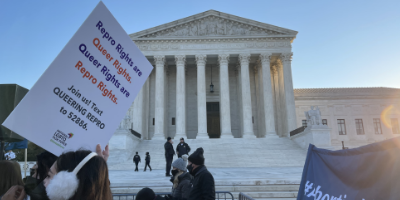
[170,154,191,200]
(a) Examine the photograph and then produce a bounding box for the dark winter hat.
[167,137,172,141]
[136,188,155,200]
[188,147,205,165]
[180,137,184,140]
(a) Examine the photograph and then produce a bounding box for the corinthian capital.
[175,55,186,66]
[239,53,251,64]
[154,55,165,66]
[270,65,278,74]
[280,52,293,63]
[195,55,207,65]
[218,54,230,65]
[259,53,272,64]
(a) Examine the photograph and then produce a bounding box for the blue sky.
[1,0,399,89]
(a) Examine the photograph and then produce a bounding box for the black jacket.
[188,166,215,200]
[165,142,175,156]
[145,155,151,163]
[133,155,141,163]
[176,143,191,157]
[172,172,192,200]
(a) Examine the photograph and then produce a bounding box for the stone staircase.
[108,136,306,199]
[108,136,307,170]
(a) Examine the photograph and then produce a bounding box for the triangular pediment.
[130,10,297,40]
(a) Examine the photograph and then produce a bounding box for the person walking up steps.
[144,152,152,171]
[133,152,141,172]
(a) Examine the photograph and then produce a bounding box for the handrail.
[129,129,142,138]
[239,192,255,200]
[290,126,306,137]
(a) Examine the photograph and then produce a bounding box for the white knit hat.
[172,155,188,171]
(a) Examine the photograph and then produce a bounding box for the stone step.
[111,185,299,193]
[230,192,297,199]
[108,137,307,170]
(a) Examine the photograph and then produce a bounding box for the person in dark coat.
[176,138,191,158]
[187,148,215,200]
[170,155,191,200]
[133,152,141,172]
[164,137,175,177]
[144,152,152,171]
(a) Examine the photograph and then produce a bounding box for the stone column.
[277,61,287,137]
[260,53,277,136]
[280,53,297,136]
[271,65,282,135]
[195,55,209,139]
[218,54,233,138]
[239,54,256,138]
[153,56,165,139]
[132,78,150,139]
[175,55,186,139]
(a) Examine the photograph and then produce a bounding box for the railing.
[129,129,142,139]
[112,191,234,200]
[238,192,255,200]
[290,126,306,137]
[216,191,234,200]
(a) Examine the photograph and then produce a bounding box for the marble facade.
[113,10,400,149]
[294,88,400,149]
[125,10,298,140]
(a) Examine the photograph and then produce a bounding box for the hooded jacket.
[188,165,215,200]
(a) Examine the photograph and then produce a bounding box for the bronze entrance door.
[207,102,220,138]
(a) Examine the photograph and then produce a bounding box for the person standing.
[144,152,152,171]
[187,148,215,200]
[164,137,175,177]
[176,138,191,158]
[170,155,191,200]
[133,152,141,172]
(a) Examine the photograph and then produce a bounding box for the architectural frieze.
[134,39,291,51]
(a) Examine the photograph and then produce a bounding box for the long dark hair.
[0,161,24,196]
[56,150,112,200]
[36,151,58,183]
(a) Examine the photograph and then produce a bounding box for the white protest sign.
[2,2,153,156]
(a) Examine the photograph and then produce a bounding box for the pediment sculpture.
[137,16,285,38]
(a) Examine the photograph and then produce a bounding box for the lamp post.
[210,65,214,93]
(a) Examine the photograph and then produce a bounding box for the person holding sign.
[43,149,112,200]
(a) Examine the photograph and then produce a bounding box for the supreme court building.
[119,10,400,149]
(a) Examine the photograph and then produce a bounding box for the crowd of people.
[0,137,215,200]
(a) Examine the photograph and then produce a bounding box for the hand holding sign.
[2,2,153,156]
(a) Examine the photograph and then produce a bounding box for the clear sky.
[1,0,399,89]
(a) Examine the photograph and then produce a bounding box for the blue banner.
[5,138,28,150]
[298,137,400,200]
